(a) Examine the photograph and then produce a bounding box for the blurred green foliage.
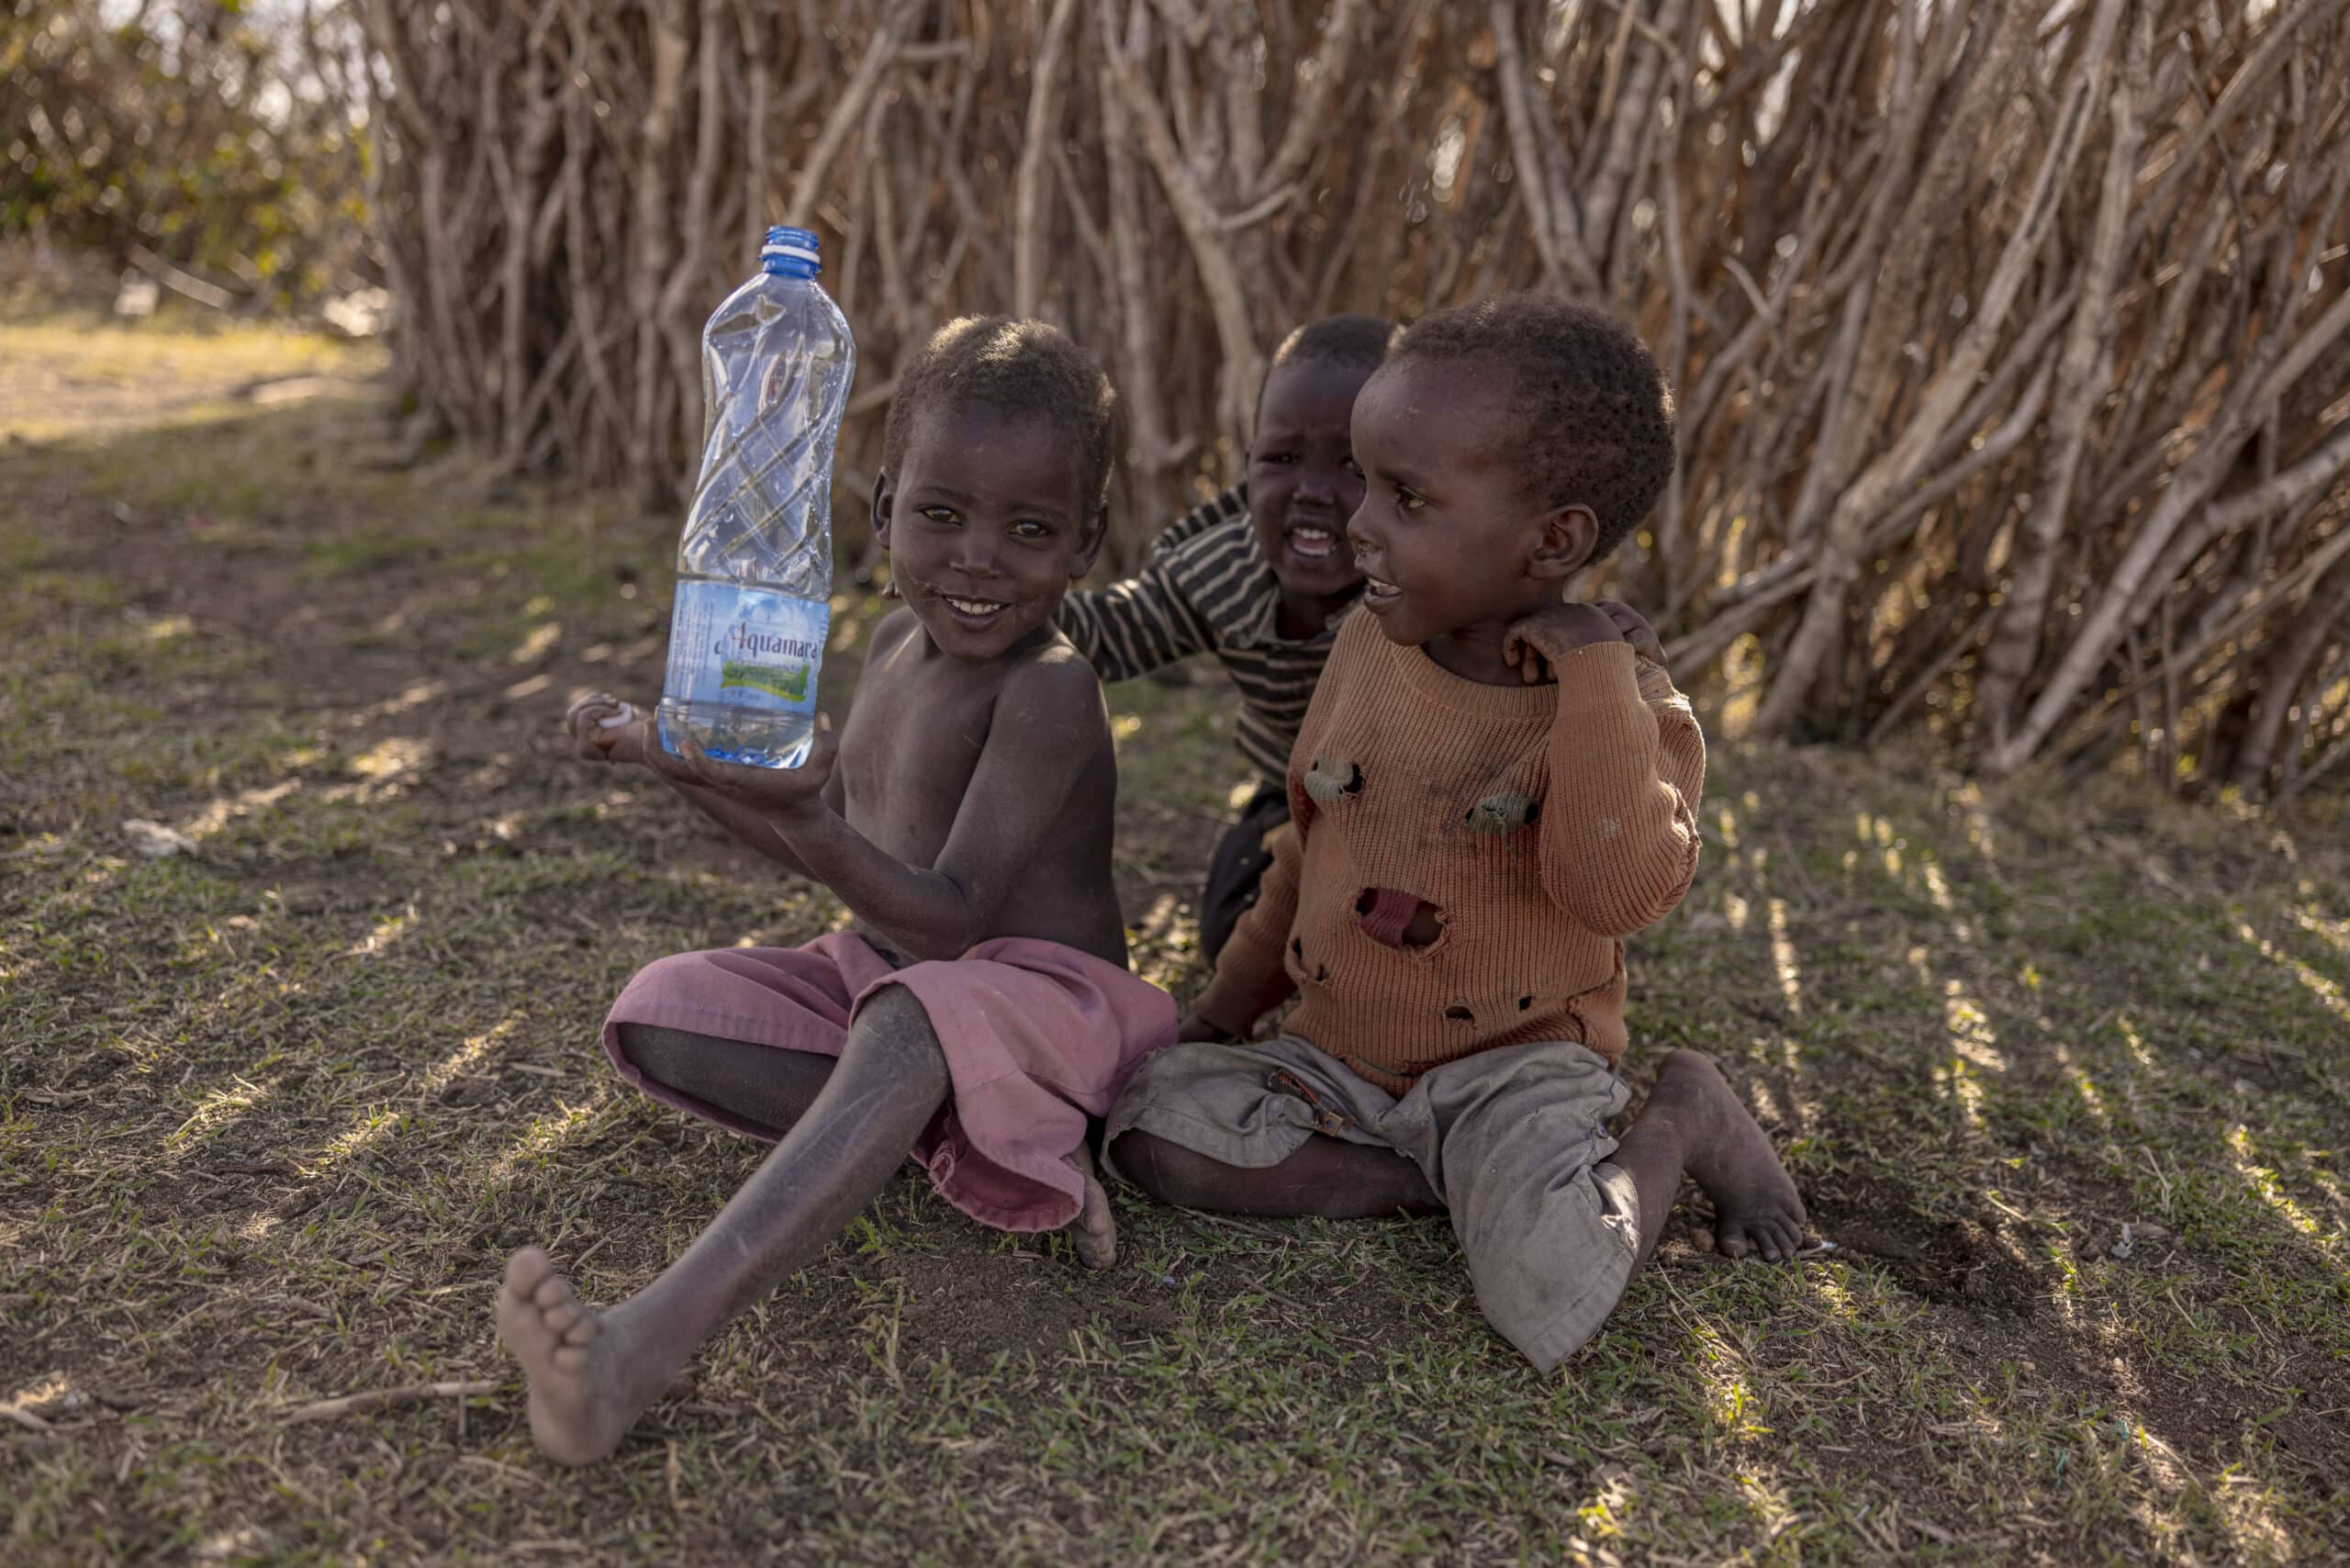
[1,0,373,308]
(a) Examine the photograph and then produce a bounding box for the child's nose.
[952,534,1003,577]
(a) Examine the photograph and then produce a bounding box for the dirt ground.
[4,315,2347,1564]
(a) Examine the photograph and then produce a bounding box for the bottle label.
[662,580,830,719]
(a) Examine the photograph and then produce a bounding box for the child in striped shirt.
[1057,314,1396,959]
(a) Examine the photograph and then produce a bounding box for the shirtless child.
[501,316,1174,1463]
[1106,297,1807,1372]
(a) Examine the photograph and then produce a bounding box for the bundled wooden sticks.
[360,0,2350,792]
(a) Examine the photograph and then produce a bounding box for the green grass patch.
[3,320,2346,1564]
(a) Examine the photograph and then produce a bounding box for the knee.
[612,1022,695,1088]
[847,983,950,1092]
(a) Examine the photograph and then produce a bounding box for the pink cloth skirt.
[602,931,1177,1232]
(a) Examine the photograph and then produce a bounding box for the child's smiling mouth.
[1360,573,1402,608]
[940,592,1013,624]
[1284,523,1343,562]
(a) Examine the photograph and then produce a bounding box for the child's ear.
[870,469,896,548]
[1528,503,1599,582]
[1069,500,1110,580]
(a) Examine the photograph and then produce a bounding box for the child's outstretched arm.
[1053,489,1241,680]
[1055,553,1214,681]
[1504,602,1706,938]
[565,692,833,879]
[648,649,1113,962]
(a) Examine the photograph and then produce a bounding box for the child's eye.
[918,506,958,525]
[1340,455,1361,478]
[1259,450,1297,465]
[1010,520,1052,540]
[1395,484,1427,513]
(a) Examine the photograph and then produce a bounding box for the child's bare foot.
[1651,1050,1807,1262]
[1069,1143,1118,1271]
[495,1248,670,1465]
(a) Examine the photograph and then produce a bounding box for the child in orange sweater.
[1105,297,1806,1372]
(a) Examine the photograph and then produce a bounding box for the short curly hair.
[1257,312,1398,419]
[1387,296,1675,564]
[881,315,1120,509]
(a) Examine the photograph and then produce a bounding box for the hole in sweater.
[1290,936,1304,960]
[1518,995,1534,1011]
[1445,1004,1474,1024]
[1464,791,1540,834]
[1357,888,1442,949]
[1304,757,1364,804]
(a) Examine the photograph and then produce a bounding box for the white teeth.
[1290,526,1338,557]
[946,597,1004,615]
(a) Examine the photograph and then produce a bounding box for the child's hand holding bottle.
[651,712,838,821]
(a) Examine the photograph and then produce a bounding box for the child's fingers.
[638,735,690,783]
[565,691,621,725]
[571,711,622,761]
[638,721,711,788]
[673,725,766,797]
[807,714,841,767]
[670,722,724,787]
[1594,600,1662,655]
[566,697,640,757]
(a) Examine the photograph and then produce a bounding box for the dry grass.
[3,318,2346,1564]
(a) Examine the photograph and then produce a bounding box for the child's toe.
[504,1247,554,1300]
[1074,1221,1117,1271]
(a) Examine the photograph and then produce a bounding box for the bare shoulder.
[844,608,921,702]
[867,607,922,657]
[997,635,1111,731]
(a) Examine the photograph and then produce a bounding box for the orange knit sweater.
[1193,612,1705,1091]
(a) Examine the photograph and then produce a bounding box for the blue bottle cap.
[761,225,822,276]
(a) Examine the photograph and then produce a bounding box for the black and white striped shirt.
[1057,486,1349,784]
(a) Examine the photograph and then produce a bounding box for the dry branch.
[282,1380,498,1424]
[358,0,2350,794]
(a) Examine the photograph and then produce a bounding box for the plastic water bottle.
[656,225,855,769]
